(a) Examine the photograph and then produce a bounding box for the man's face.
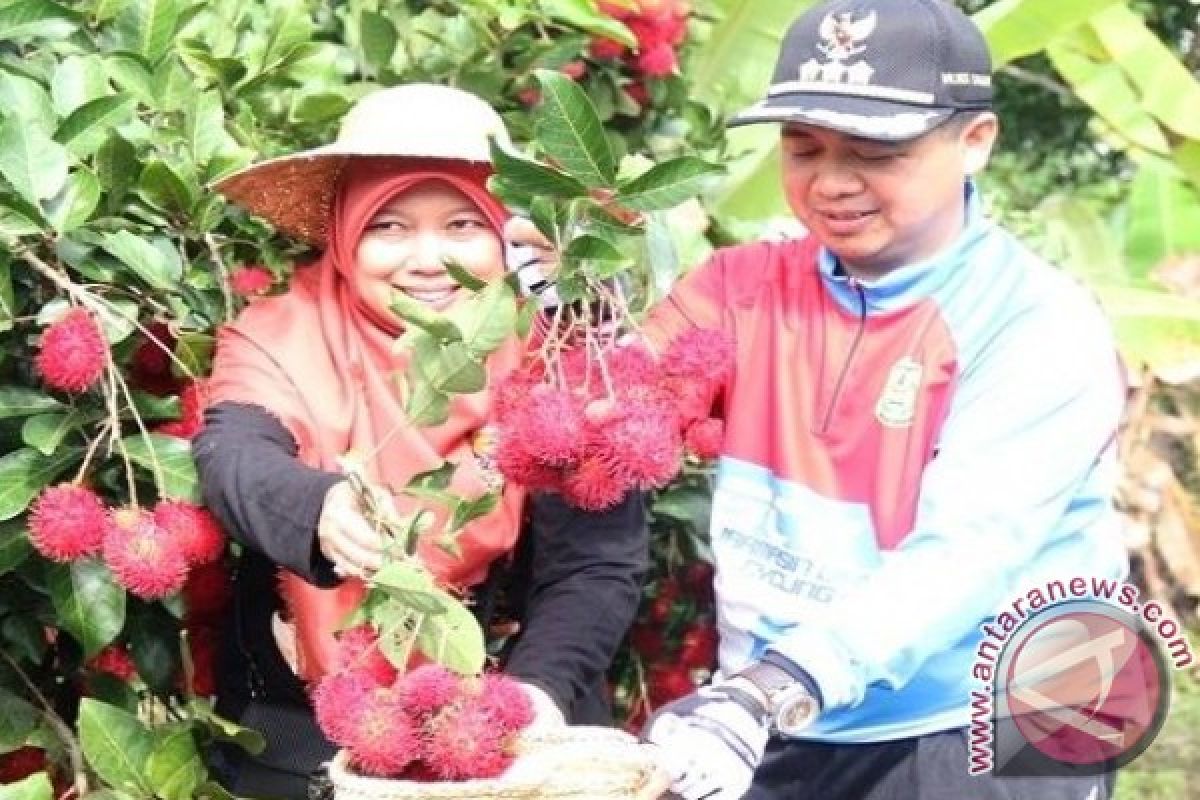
[779,114,998,279]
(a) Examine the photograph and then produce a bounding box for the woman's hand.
[503,216,561,310]
[316,479,387,578]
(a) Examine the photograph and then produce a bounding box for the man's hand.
[503,216,561,310]
[316,480,386,578]
[642,682,769,800]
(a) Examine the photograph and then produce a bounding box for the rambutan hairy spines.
[473,673,535,733]
[153,500,225,565]
[343,688,421,777]
[592,400,682,488]
[394,663,461,719]
[28,483,108,562]
[35,308,108,393]
[562,456,628,511]
[314,670,376,745]
[423,703,514,780]
[102,509,189,599]
[333,624,397,686]
[510,385,585,465]
[662,328,735,389]
[685,417,725,461]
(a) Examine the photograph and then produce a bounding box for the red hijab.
[207,158,527,681]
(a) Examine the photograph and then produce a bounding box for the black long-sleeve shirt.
[192,401,648,723]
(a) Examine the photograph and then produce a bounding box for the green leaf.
[0,448,79,522]
[450,279,518,357]
[444,259,487,292]
[51,54,111,117]
[449,492,498,532]
[0,72,55,132]
[0,387,65,419]
[183,90,229,166]
[23,410,94,455]
[1125,162,1200,281]
[409,461,455,491]
[427,343,486,394]
[291,91,352,124]
[78,698,153,795]
[0,254,13,332]
[617,157,724,212]
[0,0,79,41]
[0,118,69,209]
[565,233,626,264]
[174,331,213,376]
[1046,31,1170,155]
[123,0,181,65]
[488,137,590,199]
[372,561,449,615]
[0,688,39,751]
[54,94,136,158]
[120,433,199,501]
[414,592,485,675]
[360,11,397,72]
[146,729,205,800]
[389,292,463,343]
[0,519,32,575]
[185,697,265,756]
[97,134,138,214]
[49,560,126,658]
[43,169,101,234]
[104,54,155,105]
[404,378,449,428]
[138,159,194,213]
[1036,194,1127,287]
[0,772,52,800]
[100,230,182,291]
[532,69,616,188]
[973,0,1122,67]
[540,0,635,46]
[1086,4,1200,141]
[93,0,130,22]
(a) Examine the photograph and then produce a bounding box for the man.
[627,1,1128,797]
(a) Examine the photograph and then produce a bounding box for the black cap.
[730,0,993,140]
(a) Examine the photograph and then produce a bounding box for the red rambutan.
[102,509,189,599]
[685,418,724,461]
[334,624,398,686]
[636,42,678,76]
[187,625,218,697]
[473,673,535,733]
[89,644,138,681]
[491,370,539,423]
[35,308,107,393]
[153,500,225,566]
[28,484,108,562]
[588,36,627,60]
[344,689,421,777]
[562,456,628,511]
[423,703,514,780]
[662,329,734,389]
[593,400,682,488]
[229,266,274,297]
[314,670,376,745]
[607,343,659,388]
[182,561,231,624]
[510,386,584,465]
[395,663,461,719]
[495,429,566,491]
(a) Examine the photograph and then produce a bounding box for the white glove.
[520,682,567,730]
[642,682,769,800]
[503,217,561,311]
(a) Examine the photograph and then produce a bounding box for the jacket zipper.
[818,280,868,434]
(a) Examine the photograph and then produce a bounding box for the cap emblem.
[801,11,878,87]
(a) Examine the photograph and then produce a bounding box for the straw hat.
[213,84,513,247]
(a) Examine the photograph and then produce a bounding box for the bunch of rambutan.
[591,0,690,78]
[27,484,225,601]
[313,625,535,781]
[492,327,731,511]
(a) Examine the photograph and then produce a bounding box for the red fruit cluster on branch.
[34,308,107,393]
[229,266,275,297]
[592,0,690,80]
[314,631,534,781]
[27,486,226,602]
[494,329,732,511]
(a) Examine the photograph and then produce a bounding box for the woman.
[194,84,649,797]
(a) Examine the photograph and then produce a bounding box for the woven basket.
[328,726,659,800]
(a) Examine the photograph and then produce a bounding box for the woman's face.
[353,181,504,321]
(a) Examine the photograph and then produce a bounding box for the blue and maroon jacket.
[644,190,1128,742]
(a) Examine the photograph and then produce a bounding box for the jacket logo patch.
[875,357,922,428]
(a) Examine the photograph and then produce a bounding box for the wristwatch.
[733,660,821,736]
